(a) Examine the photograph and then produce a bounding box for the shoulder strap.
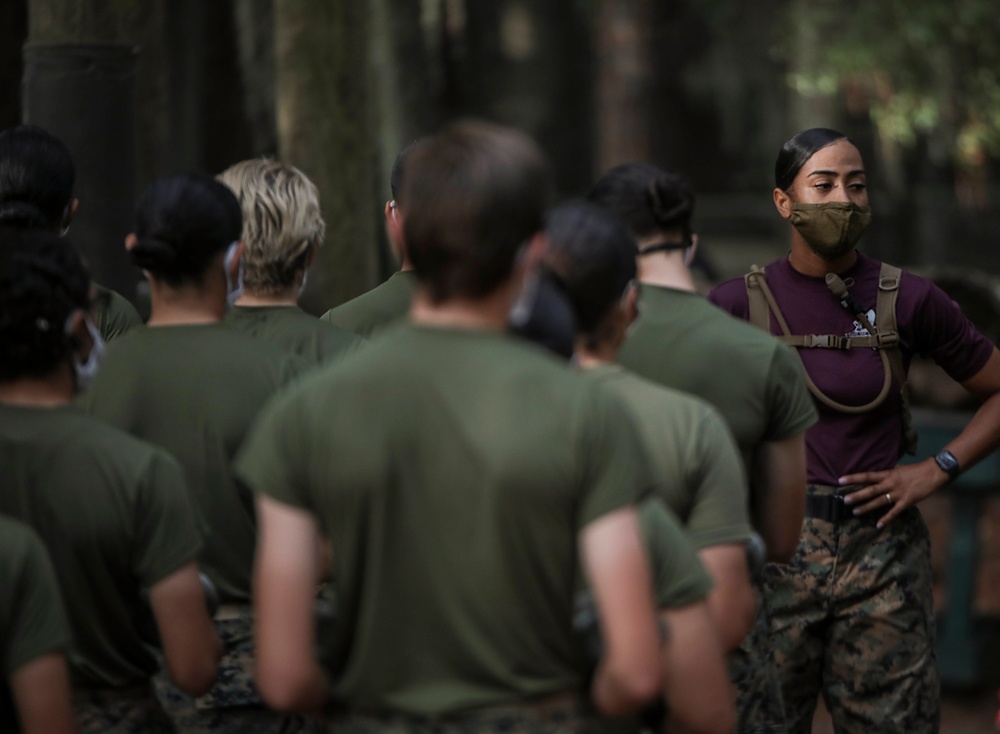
[744,265,771,333]
[876,262,918,454]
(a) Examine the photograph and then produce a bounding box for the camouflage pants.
[763,491,939,734]
[328,696,593,734]
[153,605,319,733]
[74,684,176,734]
[728,582,787,733]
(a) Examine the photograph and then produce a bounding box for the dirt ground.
[809,493,1000,733]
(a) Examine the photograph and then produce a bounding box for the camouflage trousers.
[728,582,787,733]
[762,488,939,734]
[328,695,593,734]
[74,683,176,734]
[153,605,319,733]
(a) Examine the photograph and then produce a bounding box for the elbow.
[711,589,756,653]
[673,699,736,734]
[167,632,222,697]
[256,663,324,714]
[766,532,800,564]
[593,659,663,717]
[169,657,218,698]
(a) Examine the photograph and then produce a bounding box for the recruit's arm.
[582,506,663,716]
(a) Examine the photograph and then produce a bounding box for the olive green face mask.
[789,202,872,261]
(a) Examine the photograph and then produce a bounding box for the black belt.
[805,487,887,525]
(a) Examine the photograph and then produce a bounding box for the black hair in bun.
[588,162,694,240]
[131,173,243,286]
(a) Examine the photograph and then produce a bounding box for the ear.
[62,198,79,230]
[773,187,793,220]
[304,241,319,268]
[385,201,406,262]
[520,231,548,272]
[684,234,699,267]
[622,281,640,326]
[124,233,138,251]
[227,241,246,281]
[64,308,94,358]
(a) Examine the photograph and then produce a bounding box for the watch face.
[935,450,960,479]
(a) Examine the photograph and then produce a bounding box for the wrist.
[933,449,961,483]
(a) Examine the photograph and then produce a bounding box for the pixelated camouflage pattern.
[328,697,593,734]
[153,606,318,733]
[763,489,939,734]
[74,685,176,733]
[728,582,787,733]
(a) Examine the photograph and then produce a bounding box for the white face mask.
[67,314,105,391]
[223,242,244,307]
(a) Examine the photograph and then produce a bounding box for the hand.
[839,459,949,528]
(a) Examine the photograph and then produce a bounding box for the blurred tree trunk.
[275,0,380,314]
[25,0,140,302]
[460,0,593,194]
[595,0,654,173]
[233,0,277,157]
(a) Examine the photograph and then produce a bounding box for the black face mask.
[508,268,577,360]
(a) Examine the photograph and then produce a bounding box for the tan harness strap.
[742,263,894,415]
[876,263,917,453]
[745,265,771,332]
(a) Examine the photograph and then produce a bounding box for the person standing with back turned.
[709,127,1000,732]
[82,174,308,733]
[218,158,363,366]
[589,164,816,734]
[238,120,664,731]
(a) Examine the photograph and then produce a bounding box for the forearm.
[944,391,1000,471]
[661,607,736,734]
[699,545,756,652]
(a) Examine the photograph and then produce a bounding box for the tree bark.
[275,0,380,314]
[25,0,140,302]
[595,0,654,173]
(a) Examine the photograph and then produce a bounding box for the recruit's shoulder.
[321,270,417,337]
[0,516,72,668]
[43,405,185,482]
[94,283,143,342]
[590,364,722,427]
[112,322,307,375]
[227,305,364,365]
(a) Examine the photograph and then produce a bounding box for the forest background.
[2,0,997,317]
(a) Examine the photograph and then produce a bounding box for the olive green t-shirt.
[226,305,364,366]
[619,286,817,472]
[0,516,72,732]
[95,284,143,342]
[320,270,416,338]
[0,404,202,689]
[82,324,306,603]
[236,324,656,716]
[585,364,751,550]
[637,499,714,609]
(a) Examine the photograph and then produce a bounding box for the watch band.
[933,449,961,482]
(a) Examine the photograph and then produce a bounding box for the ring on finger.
[885,492,893,504]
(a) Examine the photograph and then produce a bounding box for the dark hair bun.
[132,173,242,286]
[588,162,694,239]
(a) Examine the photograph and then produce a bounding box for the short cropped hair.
[402,120,553,303]
[217,159,325,295]
[0,228,90,381]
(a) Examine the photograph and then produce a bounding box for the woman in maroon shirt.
[709,128,1000,733]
